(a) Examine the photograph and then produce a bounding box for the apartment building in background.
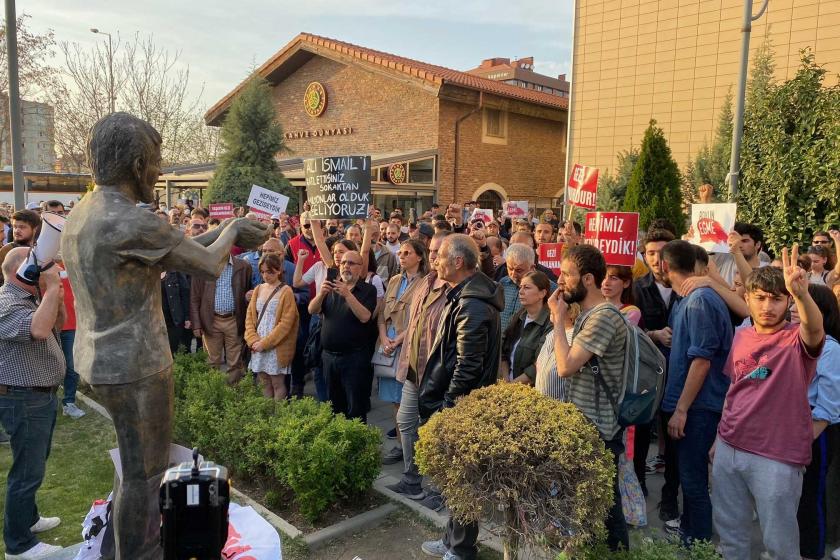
[467,57,571,97]
[567,0,840,176]
[0,96,56,172]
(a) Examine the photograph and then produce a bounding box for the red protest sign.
[583,212,639,267]
[538,243,565,278]
[566,164,599,210]
[209,203,235,219]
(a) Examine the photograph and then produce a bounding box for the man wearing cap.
[0,210,41,287]
[411,222,435,250]
[0,247,66,558]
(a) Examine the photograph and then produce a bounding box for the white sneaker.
[62,403,85,419]
[30,516,60,533]
[5,542,63,559]
[831,546,840,560]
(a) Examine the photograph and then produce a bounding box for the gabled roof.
[205,32,568,126]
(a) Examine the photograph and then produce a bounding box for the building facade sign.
[283,127,353,140]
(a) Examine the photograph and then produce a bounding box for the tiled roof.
[205,32,567,124]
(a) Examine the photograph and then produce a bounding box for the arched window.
[477,189,503,214]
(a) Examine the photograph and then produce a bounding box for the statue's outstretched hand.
[233,218,270,249]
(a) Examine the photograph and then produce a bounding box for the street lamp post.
[727,0,769,201]
[5,0,26,209]
[90,28,115,114]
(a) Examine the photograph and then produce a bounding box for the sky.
[23,0,574,112]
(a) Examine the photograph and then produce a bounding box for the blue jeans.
[309,314,328,402]
[0,389,58,554]
[676,409,721,543]
[59,330,79,405]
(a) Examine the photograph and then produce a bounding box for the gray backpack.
[580,305,666,427]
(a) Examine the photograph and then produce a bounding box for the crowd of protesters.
[2,195,840,560]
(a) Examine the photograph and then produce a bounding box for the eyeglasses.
[812,239,830,245]
[340,260,362,267]
[190,224,208,230]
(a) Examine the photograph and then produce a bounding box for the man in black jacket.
[632,227,680,522]
[419,233,503,560]
[161,271,191,354]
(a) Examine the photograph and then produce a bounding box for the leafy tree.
[206,76,295,210]
[738,48,840,251]
[688,90,734,200]
[623,119,685,234]
[597,148,639,211]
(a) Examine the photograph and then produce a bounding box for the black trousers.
[798,424,839,559]
[443,515,478,560]
[603,437,630,551]
[660,411,681,513]
[322,348,372,423]
[633,420,653,494]
[164,318,191,355]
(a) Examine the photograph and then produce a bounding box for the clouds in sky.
[23,0,573,109]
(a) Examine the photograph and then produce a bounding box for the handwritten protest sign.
[538,243,565,277]
[470,208,495,224]
[584,212,639,267]
[208,203,234,219]
[691,203,736,253]
[504,201,529,218]
[305,156,371,219]
[566,164,599,210]
[247,185,289,216]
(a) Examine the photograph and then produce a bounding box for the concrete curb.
[303,503,399,550]
[231,487,303,539]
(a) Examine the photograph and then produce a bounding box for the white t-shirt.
[712,253,768,287]
[655,282,673,306]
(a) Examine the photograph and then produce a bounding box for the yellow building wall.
[569,0,840,175]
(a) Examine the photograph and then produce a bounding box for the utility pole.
[5,0,26,210]
[728,0,769,201]
[90,28,115,113]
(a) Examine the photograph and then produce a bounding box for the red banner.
[538,243,565,278]
[209,203,235,219]
[566,164,599,210]
[583,212,639,267]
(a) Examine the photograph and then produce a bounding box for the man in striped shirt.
[548,244,629,551]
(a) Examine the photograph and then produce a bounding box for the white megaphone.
[16,211,67,285]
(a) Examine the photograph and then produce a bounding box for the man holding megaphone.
[0,246,67,559]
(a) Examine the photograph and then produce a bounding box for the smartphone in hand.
[327,268,339,282]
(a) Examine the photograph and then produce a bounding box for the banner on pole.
[690,203,737,253]
[566,164,599,210]
[208,203,235,219]
[538,243,565,277]
[584,212,640,267]
[247,185,289,216]
[503,201,529,219]
[304,155,371,219]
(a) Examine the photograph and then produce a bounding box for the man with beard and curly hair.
[547,243,629,550]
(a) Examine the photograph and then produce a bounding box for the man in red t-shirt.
[57,257,85,418]
[712,249,824,560]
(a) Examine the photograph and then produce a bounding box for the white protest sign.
[691,203,737,253]
[247,184,289,216]
[504,201,529,218]
[470,208,494,223]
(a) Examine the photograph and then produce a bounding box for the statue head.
[87,112,162,204]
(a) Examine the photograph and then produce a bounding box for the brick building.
[466,57,570,98]
[204,33,568,214]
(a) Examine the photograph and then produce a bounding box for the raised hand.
[727,231,742,253]
[781,245,808,299]
[829,229,840,244]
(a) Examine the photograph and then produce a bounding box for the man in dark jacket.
[161,271,191,354]
[632,227,680,521]
[419,233,503,560]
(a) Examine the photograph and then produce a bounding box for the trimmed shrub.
[415,383,615,552]
[172,352,380,521]
[560,538,721,560]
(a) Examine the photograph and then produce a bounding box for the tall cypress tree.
[623,119,685,233]
[206,76,296,210]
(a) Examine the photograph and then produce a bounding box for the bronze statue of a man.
[62,113,268,559]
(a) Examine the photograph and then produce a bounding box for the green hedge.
[172,352,381,521]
